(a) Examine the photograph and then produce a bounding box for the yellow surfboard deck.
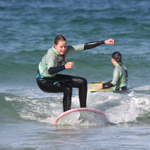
[88,81,112,92]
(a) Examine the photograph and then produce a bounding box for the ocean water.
[0,0,150,149]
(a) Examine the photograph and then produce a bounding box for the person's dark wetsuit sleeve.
[103,81,114,89]
[84,41,105,50]
[48,65,65,74]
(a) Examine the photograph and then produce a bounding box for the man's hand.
[104,39,115,45]
[65,62,74,69]
[96,83,103,89]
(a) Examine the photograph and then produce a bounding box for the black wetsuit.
[36,41,105,111]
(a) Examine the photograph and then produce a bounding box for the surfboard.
[54,108,106,124]
[88,81,112,92]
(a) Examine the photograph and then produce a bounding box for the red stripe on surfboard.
[54,108,106,124]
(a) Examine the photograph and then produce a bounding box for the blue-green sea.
[1,0,150,149]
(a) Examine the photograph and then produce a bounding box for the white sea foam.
[4,86,150,126]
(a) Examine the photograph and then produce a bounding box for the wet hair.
[112,51,122,63]
[54,35,66,45]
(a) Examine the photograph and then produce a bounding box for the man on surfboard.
[36,35,115,111]
[97,51,128,91]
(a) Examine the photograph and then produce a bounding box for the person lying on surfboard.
[97,51,128,91]
[36,35,115,111]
